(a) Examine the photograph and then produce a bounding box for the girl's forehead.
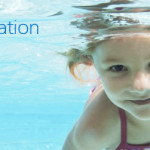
[93,36,150,65]
[94,35,150,55]
[98,34,150,46]
[94,31,150,43]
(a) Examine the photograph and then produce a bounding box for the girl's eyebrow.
[102,55,150,64]
[102,58,123,64]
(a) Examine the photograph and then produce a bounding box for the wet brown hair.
[57,41,104,81]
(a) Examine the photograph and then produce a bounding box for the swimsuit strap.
[118,107,127,147]
[117,108,150,150]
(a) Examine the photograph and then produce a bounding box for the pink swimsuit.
[116,108,150,150]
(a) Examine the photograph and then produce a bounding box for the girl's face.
[92,36,150,120]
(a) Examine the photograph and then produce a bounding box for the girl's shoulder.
[75,88,121,149]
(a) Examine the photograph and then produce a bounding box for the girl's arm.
[63,89,108,150]
[62,121,83,150]
[62,115,108,150]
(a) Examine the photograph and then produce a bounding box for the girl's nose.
[130,71,150,92]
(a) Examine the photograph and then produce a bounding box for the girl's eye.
[109,65,127,72]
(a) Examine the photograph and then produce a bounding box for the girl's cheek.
[103,78,124,92]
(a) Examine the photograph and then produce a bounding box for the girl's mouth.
[130,99,150,105]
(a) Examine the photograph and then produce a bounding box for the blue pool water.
[0,0,101,150]
[2,0,150,150]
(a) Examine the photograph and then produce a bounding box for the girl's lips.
[130,99,150,105]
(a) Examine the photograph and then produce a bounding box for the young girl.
[62,2,150,150]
